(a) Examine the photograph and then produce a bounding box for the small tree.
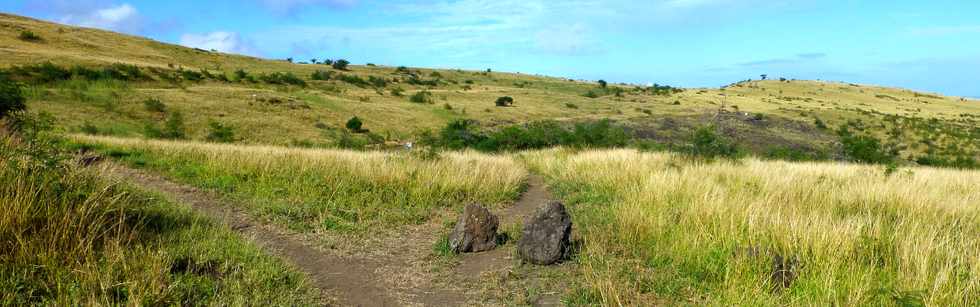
[310,58,318,64]
[760,74,768,80]
[286,57,294,63]
[332,59,350,70]
[495,96,514,107]
[0,77,26,119]
[323,59,334,65]
[345,116,363,132]
[598,80,608,88]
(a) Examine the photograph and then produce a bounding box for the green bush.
[495,96,514,107]
[345,116,363,133]
[409,90,433,104]
[18,30,41,42]
[162,112,187,139]
[0,76,26,118]
[206,121,236,143]
[427,119,631,152]
[336,74,370,87]
[684,125,742,160]
[837,127,895,164]
[310,70,333,81]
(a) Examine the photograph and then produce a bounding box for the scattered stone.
[770,253,800,289]
[448,204,499,253]
[518,201,572,265]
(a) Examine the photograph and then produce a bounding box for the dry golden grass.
[73,135,528,233]
[522,149,980,305]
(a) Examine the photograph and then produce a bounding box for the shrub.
[179,69,203,81]
[685,125,741,160]
[143,98,166,113]
[565,103,578,109]
[390,87,405,97]
[368,76,388,88]
[583,90,599,98]
[206,121,236,143]
[395,66,411,74]
[837,127,895,164]
[436,119,486,150]
[0,76,26,118]
[310,70,333,81]
[336,74,370,87]
[18,30,41,42]
[345,116,363,132]
[495,96,514,107]
[234,69,250,81]
[332,59,350,70]
[409,90,433,104]
[260,72,306,86]
[162,112,187,139]
[322,59,334,65]
[597,80,607,88]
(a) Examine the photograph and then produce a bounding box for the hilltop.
[1,13,977,165]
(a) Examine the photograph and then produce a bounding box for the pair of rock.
[448,202,572,265]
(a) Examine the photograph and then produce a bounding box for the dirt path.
[102,163,566,306]
[103,164,434,306]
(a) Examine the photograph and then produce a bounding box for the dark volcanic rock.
[518,201,572,265]
[449,204,499,253]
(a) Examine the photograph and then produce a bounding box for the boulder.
[518,201,572,265]
[448,204,499,253]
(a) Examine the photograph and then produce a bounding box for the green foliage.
[814,117,828,129]
[332,59,350,70]
[144,112,186,139]
[336,74,370,87]
[684,125,742,160]
[837,127,896,164]
[259,72,306,86]
[0,76,26,118]
[428,119,631,152]
[409,90,433,104]
[597,80,607,88]
[18,30,41,42]
[765,146,828,162]
[495,96,514,107]
[390,87,404,97]
[206,121,236,143]
[345,116,363,132]
[310,70,333,81]
[915,154,978,169]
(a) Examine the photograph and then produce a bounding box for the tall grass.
[522,149,980,306]
[74,135,527,234]
[0,136,318,305]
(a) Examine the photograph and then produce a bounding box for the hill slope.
[2,13,977,164]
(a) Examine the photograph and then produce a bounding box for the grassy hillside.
[2,13,977,166]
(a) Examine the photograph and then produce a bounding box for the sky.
[3,0,979,97]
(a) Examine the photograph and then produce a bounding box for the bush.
[427,119,631,152]
[814,117,827,129]
[18,30,41,42]
[409,90,433,104]
[336,74,370,87]
[143,98,166,113]
[837,127,895,164]
[260,72,306,86]
[345,116,363,133]
[332,59,350,70]
[162,112,187,139]
[684,125,741,160]
[597,80,607,88]
[368,76,388,88]
[206,121,236,143]
[310,70,333,81]
[390,87,405,97]
[495,96,514,107]
[0,76,26,118]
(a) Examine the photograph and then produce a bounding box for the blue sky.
[4,0,979,97]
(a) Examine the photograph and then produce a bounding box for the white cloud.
[179,32,258,56]
[58,3,141,32]
[256,0,358,15]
